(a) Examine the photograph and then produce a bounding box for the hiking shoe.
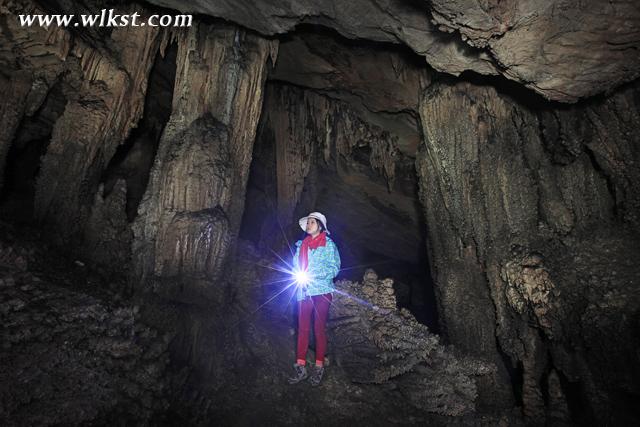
[287,363,308,384]
[309,365,325,386]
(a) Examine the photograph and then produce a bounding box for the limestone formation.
[130,22,277,302]
[270,30,428,114]
[429,0,640,102]
[254,83,423,263]
[0,0,638,425]
[416,79,640,424]
[83,180,133,275]
[329,269,493,416]
[148,0,498,81]
[147,0,640,102]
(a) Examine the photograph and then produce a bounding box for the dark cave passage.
[239,26,440,332]
[240,131,441,332]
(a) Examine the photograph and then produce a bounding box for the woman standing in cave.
[288,211,341,386]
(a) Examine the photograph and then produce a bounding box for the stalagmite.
[329,269,493,416]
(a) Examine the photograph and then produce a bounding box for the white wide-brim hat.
[299,211,330,234]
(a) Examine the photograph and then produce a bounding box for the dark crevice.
[100,42,177,222]
[0,79,67,222]
[582,141,620,218]
[555,368,595,426]
[496,343,524,409]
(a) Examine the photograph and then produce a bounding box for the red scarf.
[298,231,327,271]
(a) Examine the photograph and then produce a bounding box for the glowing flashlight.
[294,270,310,286]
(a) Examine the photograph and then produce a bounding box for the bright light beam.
[332,288,377,310]
[269,247,294,271]
[293,269,310,286]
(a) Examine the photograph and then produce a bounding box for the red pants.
[296,293,332,365]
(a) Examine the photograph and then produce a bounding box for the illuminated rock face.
[130,22,276,301]
[328,270,494,416]
[0,0,639,425]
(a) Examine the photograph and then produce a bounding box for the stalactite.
[0,1,166,245]
[258,83,405,229]
[131,21,277,302]
[369,133,399,191]
[35,18,165,241]
[0,0,73,194]
[261,84,324,226]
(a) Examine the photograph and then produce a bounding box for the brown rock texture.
[270,29,428,114]
[130,22,277,302]
[329,269,493,416]
[1,0,638,424]
[0,0,167,244]
[147,0,640,102]
[147,0,498,79]
[416,78,640,424]
[429,0,640,102]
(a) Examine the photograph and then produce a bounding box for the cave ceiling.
[270,29,424,156]
[147,0,640,103]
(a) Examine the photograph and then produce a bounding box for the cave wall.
[35,18,163,245]
[1,2,282,418]
[0,1,168,246]
[428,0,640,102]
[130,22,277,303]
[416,79,640,424]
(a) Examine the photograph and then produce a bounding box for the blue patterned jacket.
[293,235,341,301]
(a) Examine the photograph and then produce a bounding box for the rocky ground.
[0,220,522,425]
[146,240,524,426]
[0,221,171,425]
